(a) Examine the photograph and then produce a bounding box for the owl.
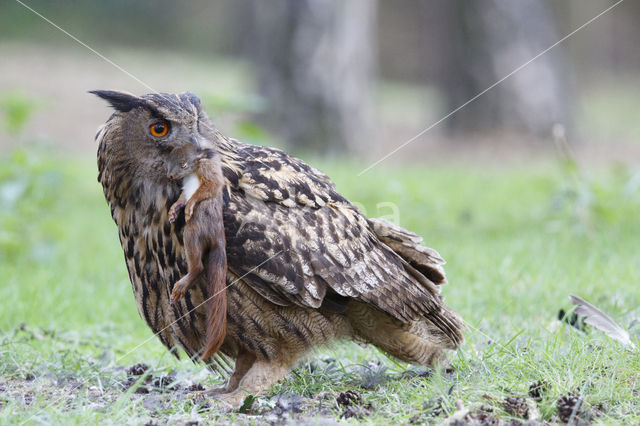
[92,90,464,408]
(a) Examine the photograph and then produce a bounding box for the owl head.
[91,90,221,185]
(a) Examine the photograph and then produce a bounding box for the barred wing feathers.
[219,140,464,344]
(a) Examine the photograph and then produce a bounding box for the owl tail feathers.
[200,247,228,360]
[370,217,447,285]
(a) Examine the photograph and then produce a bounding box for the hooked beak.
[189,133,201,151]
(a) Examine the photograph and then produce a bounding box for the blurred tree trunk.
[422,0,571,137]
[247,0,377,153]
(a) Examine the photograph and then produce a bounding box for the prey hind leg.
[171,231,204,303]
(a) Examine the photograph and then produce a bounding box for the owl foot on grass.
[191,390,237,413]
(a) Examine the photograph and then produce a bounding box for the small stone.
[133,382,150,394]
[186,383,205,392]
[556,391,583,423]
[340,405,370,419]
[528,380,550,402]
[336,390,361,407]
[152,372,176,391]
[125,375,151,394]
[503,397,529,419]
[127,363,150,376]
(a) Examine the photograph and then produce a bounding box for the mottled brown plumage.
[92,90,464,408]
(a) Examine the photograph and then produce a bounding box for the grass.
[1,146,639,424]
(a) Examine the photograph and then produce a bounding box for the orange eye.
[149,121,168,137]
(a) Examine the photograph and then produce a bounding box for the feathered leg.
[223,350,256,392]
[215,358,290,408]
[202,349,256,396]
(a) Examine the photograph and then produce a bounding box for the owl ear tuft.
[183,91,202,108]
[90,90,144,113]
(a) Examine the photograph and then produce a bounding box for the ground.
[1,147,638,424]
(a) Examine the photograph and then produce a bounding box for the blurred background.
[0,0,639,163]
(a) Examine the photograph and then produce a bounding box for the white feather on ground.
[569,295,635,348]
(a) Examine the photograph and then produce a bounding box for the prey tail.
[200,245,228,360]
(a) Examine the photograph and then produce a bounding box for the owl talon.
[194,386,227,396]
[191,388,244,413]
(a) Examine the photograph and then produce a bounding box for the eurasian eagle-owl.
[92,90,464,407]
